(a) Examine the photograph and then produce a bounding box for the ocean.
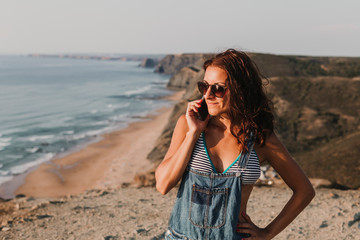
[0,55,172,186]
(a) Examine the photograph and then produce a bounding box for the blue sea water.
[0,55,172,185]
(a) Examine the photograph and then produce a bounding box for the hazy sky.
[1,0,359,56]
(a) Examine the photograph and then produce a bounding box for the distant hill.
[249,53,360,78]
[147,52,360,189]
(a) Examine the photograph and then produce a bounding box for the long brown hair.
[204,49,274,150]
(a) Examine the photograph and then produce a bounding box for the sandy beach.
[1,90,181,199]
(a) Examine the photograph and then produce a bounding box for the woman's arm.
[238,132,315,239]
[155,100,209,195]
[155,115,198,195]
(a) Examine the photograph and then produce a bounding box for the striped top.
[188,133,261,184]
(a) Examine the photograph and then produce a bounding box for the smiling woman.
[155,49,315,239]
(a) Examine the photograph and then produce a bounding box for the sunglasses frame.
[197,81,228,98]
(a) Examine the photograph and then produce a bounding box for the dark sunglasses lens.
[212,85,226,97]
[198,82,226,97]
[197,82,208,95]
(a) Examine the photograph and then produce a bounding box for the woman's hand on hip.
[236,212,272,240]
[186,99,209,134]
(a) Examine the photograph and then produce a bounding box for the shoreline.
[1,90,184,199]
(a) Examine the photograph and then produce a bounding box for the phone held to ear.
[197,98,209,121]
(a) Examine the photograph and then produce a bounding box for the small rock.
[329,193,340,199]
[1,227,10,232]
[136,228,147,233]
[348,212,360,227]
[104,236,118,240]
[31,202,49,210]
[134,171,156,187]
[121,182,131,188]
[15,194,26,198]
[73,206,92,211]
[354,212,360,221]
[319,220,328,228]
[100,191,110,196]
[151,232,166,240]
[310,178,332,188]
[286,234,296,240]
[136,228,149,236]
[36,215,53,219]
[49,200,66,205]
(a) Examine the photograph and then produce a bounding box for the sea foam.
[27,135,55,142]
[10,153,55,175]
[0,137,12,151]
[124,85,152,96]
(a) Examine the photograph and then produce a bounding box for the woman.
[155,49,315,239]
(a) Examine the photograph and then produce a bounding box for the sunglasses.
[197,81,228,98]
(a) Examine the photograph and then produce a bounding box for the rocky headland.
[28,54,164,64]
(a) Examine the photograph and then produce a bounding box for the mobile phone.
[197,99,209,121]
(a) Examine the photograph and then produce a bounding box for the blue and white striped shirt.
[188,133,261,184]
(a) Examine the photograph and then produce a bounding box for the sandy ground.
[0,186,359,239]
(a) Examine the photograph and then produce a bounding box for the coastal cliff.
[154,53,214,75]
[145,52,360,189]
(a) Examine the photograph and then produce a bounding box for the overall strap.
[236,131,255,178]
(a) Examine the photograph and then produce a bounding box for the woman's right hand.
[186,99,210,135]
[155,100,210,195]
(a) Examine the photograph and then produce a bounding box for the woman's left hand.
[236,212,271,240]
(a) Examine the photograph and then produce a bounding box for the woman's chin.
[208,110,230,119]
[208,110,217,116]
[208,110,223,117]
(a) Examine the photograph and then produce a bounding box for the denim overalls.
[165,134,255,239]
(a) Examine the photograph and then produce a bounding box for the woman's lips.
[206,102,218,106]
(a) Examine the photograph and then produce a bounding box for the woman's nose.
[204,86,214,98]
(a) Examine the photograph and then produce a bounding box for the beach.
[8,90,184,199]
